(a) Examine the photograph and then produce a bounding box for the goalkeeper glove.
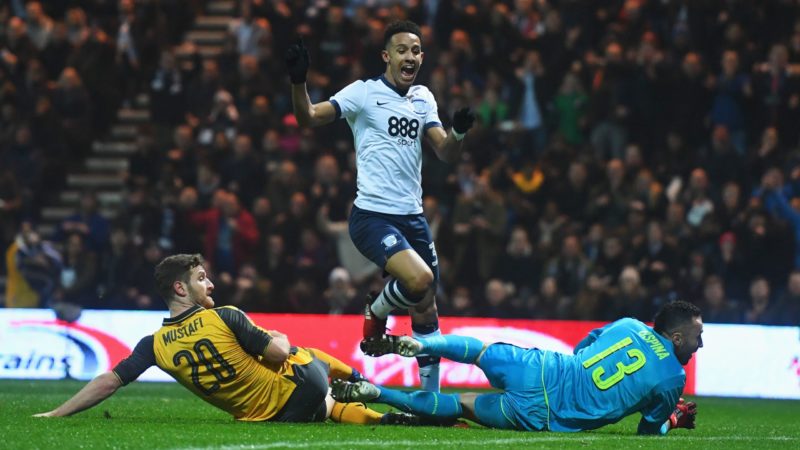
[669,398,697,430]
[452,107,475,138]
[285,38,309,84]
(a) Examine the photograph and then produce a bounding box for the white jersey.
[330,76,442,215]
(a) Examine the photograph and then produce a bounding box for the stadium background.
[1,0,800,398]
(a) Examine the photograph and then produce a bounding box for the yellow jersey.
[113,305,315,421]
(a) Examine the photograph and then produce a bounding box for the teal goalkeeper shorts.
[474,343,550,431]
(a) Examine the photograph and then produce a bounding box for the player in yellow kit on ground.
[34,254,415,425]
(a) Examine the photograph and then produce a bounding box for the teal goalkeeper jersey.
[543,318,685,433]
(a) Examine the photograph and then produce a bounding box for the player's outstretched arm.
[285,39,337,127]
[426,107,475,163]
[33,372,122,417]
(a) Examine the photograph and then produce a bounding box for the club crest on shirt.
[411,98,427,116]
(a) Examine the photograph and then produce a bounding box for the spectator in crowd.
[451,172,507,286]
[710,230,749,301]
[494,225,540,296]
[776,270,800,326]
[545,234,590,298]
[4,220,61,308]
[440,285,478,317]
[761,168,800,269]
[220,134,263,207]
[710,50,751,154]
[635,221,678,287]
[482,278,517,319]
[513,50,547,156]
[186,59,222,123]
[552,72,587,147]
[530,275,570,320]
[699,275,740,324]
[238,95,275,142]
[99,227,142,309]
[55,232,98,309]
[149,48,191,127]
[742,276,781,325]
[554,160,591,222]
[0,169,23,254]
[669,52,712,148]
[228,1,269,59]
[588,42,633,160]
[324,267,358,315]
[55,191,110,253]
[587,159,631,228]
[215,263,267,312]
[607,265,651,322]
[52,67,92,159]
[185,190,259,277]
[255,233,294,301]
[536,200,567,254]
[316,202,378,286]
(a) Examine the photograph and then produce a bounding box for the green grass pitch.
[2,380,799,449]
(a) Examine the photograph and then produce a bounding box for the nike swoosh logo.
[377,101,389,106]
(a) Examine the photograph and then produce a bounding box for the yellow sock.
[330,401,384,425]
[306,347,353,380]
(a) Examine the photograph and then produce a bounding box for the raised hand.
[285,38,310,84]
[452,107,476,135]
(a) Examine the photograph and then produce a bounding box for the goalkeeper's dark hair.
[384,20,422,48]
[653,300,701,334]
[154,254,204,304]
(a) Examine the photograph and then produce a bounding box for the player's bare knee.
[406,269,434,295]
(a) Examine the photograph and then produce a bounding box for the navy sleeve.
[112,335,156,385]
[215,306,273,357]
[330,99,342,120]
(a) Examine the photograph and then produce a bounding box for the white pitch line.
[175,435,799,450]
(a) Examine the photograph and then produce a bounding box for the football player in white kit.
[287,20,475,392]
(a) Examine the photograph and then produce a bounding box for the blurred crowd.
[3,0,800,327]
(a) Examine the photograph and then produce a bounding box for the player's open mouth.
[400,64,416,80]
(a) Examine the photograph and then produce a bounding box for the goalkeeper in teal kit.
[333,301,702,434]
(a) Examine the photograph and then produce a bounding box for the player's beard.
[189,286,215,309]
[199,296,215,309]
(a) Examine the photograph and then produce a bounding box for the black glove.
[285,38,309,84]
[452,107,475,134]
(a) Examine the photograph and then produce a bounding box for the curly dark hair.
[653,300,702,334]
[384,20,422,48]
[154,254,204,304]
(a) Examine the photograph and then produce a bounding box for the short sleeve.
[423,90,442,132]
[112,335,156,385]
[330,80,367,120]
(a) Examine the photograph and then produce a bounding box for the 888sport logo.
[387,116,419,146]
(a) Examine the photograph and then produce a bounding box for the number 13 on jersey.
[582,337,647,390]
